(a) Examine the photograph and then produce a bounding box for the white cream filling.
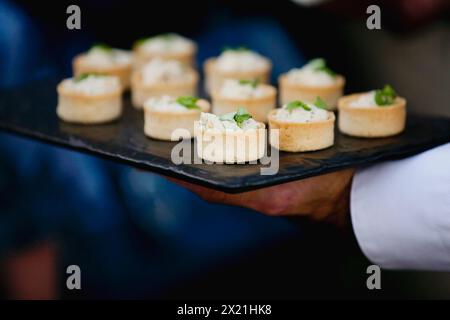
[144,95,195,113]
[274,103,330,123]
[219,79,269,99]
[81,48,131,68]
[286,65,336,87]
[215,50,269,73]
[349,91,379,108]
[141,59,191,85]
[61,75,120,95]
[198,112,261,132]
[138,33,194,54]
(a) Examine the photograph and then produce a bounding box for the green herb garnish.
[306,58,336,77]
[315,65,336,77]
[222,46,248,53]
[234,107,252,127]
[74,73,98,82]
[375,84,397,106]
[176,96,200,110]
[134,33,176,47]
[238,79,260,88]
[219,107,253,128]
[159,33,175,40]
[307,58,326,69]
[286,100,311,112]
[313,96,328,110]
[134,37,149,47]
[90,43,112,52]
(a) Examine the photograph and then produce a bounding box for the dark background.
[0,0,449,299]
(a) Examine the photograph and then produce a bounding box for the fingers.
[166,176,273,214]
[166,176,300,216]
[164,169,355,221]
[166,176,236,204]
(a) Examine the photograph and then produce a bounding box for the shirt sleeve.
[350,143,450,271]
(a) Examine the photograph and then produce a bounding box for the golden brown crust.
[73,54,131,74]
[279,74,345,91]
[57,93,122,124]
[131,69,198,90]
[143,99,210,115]
[197,122,266,136]
[337,93,407,138]
[143,100,210,141]
[278,74,345,109]
[211,84,276,122]
[211,84,276,103]
[203,58,272,95]
[72,54,132,89]
[57,82,123,100]
[132,45,197,68]
[195,124,266,163]
[204,58,271,78]
[268,110,335,152]
[131,69,198,108]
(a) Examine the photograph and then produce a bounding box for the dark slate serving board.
[1,78,449,193]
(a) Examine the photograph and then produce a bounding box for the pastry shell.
[338,93,406,138]
[203,58,271,96]
[268,110,335,152]
[195,123,266,163]
[56,84,122,124]
[73,54,132,90]
[132,46,196,69]
[144,99,210,141]
[279,74,345,110]
[211,84,276,123]
[131,69,198,109]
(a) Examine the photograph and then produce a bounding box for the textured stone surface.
[1,78,449,193]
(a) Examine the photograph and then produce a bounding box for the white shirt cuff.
[350,143,450,271]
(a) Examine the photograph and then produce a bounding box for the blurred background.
[0,0,449,299]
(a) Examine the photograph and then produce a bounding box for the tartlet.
[268,99,335,152]
[144,95,210,141]
[133,33,196,68]
[338,85,406,138]
[204,48,271,95]
[211,79,276,123]
[279,58,344,110]
[195,108,266,163]
[73,44,132,89]
[131,58,198,109]
[56,74,123,124]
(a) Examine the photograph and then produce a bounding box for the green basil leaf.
[375,84,397,106]
[221,46,248,53]
[135,33,175,47]
[233,107,252,128]
[313,96,328,110]
[238,79,260,88]
[314,65,336,77]
[176,96,200,110]
[90,43,112,52]
[307,58,326,69]
[307,58,336,77]
[74,73,101,82]
[134,37,149,47]
[286,100,311,112]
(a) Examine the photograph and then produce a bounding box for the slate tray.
[1,78,449,193]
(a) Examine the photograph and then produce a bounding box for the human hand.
[169,168,355,227]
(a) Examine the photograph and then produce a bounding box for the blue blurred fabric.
[0,0,304,297]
